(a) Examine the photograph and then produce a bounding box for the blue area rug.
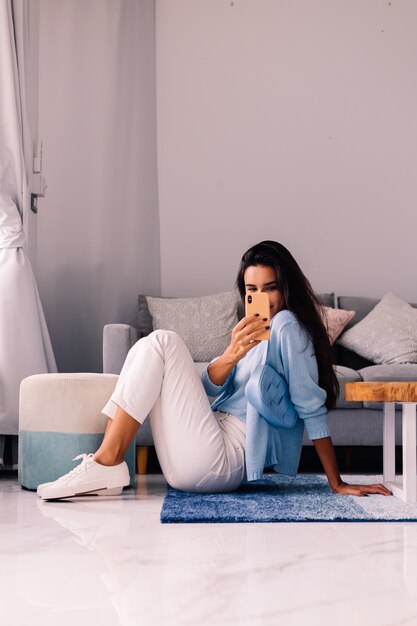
[160,474,417,523]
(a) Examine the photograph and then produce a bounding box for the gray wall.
[35,0,417,372]
[156,0,417,301]
[37,0,160,372]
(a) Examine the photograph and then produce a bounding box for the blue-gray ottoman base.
[18,431,135,490]
[18,373,136,491]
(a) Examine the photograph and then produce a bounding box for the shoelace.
[58,453,95,483]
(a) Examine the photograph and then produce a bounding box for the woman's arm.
[275,320,392,497]
[208,314,270,386]
[313,436,392,496]
[207,353,238,386]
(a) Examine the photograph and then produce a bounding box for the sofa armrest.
[103,324,140,374]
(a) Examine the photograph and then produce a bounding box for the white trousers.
[101,330,246,493]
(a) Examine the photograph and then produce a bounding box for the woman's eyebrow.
[245,281,277,287]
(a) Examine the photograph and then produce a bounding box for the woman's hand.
[207,315,270,387]
[332,481,392,497]
[223,314,270,364]
[313,437,393,498]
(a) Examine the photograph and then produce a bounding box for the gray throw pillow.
[338,292,417,364]
[145,291,239,362]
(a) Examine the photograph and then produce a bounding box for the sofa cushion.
[319,306,356,345]
[337,296,380,328]
[336,296,378,369]
[140,292,334,336]
[338,292,417,365]
[146,291,239,362]
[334,365,363,409]
[142,292,334,323]
[194,362,209,376]
[358,363,417,409]
[336,295,417,369]
[138,290,241,335]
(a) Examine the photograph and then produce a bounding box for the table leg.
[402,402,417,503]
[383,402,396,484]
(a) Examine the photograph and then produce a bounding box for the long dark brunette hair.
[236,240,339,410]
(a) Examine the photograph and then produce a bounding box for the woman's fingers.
[232,318,267,342]
[241,318,269,338]
[246,339,262,351]
[233,314,261,332]
[359,484,392,496]
[236,315,269,333]
[352,483,392,496]
[248,321,270,337]
[228,315,269,360]
[336,482,393,496]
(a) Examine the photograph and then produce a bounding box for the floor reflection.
[2,474,417,625]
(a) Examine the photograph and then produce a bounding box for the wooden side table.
[345,382,417,502]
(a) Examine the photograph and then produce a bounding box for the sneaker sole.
[40,484,129,501]
[82,486,125,496]
[37,485,126,498]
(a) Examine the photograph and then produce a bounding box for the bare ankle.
[94,451,124,466]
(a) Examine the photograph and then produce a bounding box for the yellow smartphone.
[245,292,271,341]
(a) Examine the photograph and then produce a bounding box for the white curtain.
[0,0,57,468]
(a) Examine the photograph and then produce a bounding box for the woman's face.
[244,265,284,319]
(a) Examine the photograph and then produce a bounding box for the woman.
[37,240,392,500]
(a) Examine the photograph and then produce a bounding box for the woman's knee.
[147,329,184,349]
[128,330,181,356]
[149,329,179,340]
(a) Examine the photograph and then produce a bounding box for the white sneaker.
[37,453,130,500]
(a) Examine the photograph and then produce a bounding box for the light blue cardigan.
[201,310,331,482]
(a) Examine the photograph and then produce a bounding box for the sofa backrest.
[138,291,417,371]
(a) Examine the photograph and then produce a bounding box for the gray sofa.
[103,293,417,469]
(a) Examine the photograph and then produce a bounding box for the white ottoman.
[18,373,136,490]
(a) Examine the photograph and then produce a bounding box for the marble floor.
[2,473,417,626]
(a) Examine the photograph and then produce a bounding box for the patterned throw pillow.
[319,306,356,344]
[146,291,239,362]
[337,292,417,364]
